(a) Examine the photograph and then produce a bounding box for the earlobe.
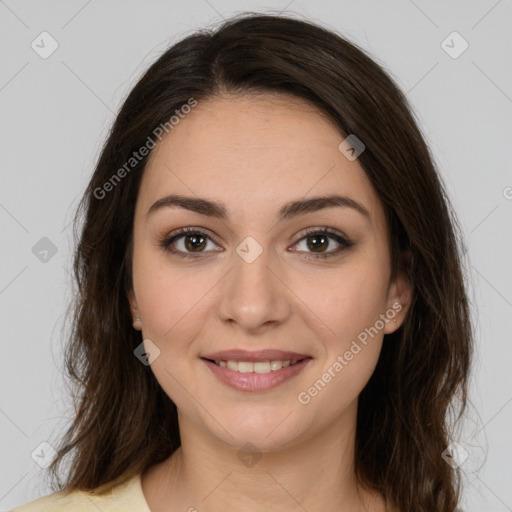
[384,269,412,334]
[128,290,142,331]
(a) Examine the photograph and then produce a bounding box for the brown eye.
[162,228,221,258]
[291,228,353,259]
[182,233,207,252]
[305,233,329,252]
[161,226,353,260]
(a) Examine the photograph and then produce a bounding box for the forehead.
[138,93,384,226]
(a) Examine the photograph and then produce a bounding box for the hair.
[48,12,473,512]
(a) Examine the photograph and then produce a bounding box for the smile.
[201,356,312,392]
[210,359,301,373]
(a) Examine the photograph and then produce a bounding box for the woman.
[13,12,472,512]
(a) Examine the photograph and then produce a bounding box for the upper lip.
[201,349,311,362]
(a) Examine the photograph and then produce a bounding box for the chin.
[208,410,312,454]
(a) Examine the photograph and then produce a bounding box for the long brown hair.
[48,12,473,511]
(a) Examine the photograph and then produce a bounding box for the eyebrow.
[147,193,370,222]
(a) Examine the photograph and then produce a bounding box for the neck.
[141,401,386,512]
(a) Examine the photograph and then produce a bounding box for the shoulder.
[10,488,96,512]
[10,474,149,512]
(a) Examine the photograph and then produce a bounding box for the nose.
[216,241,291,333]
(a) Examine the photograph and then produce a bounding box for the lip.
[201,356,312,392]
[201,349,311,362]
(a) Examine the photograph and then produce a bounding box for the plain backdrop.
[0,1,511,510]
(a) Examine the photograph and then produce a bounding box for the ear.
[127,289,142,331]
[383,254,413,334]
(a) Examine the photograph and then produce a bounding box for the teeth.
[213,359,302,373]
[254,361,271,373]
[227,360,238,371]
[238,361,254,373]
[270,360,282,370]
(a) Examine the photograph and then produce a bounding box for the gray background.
[0,0,511,510]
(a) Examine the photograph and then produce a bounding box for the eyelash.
[159,226,353,260]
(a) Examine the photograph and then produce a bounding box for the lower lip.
[202,358,312,391]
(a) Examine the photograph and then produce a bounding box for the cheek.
[299,340,382,427]
[294,255,389,394]
[132,255,214,407]
[296,258,390,344]
[132,241,202,325]
[297,268,388,416]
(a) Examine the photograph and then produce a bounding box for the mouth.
[200,350,312,391]
[202,357,308,374]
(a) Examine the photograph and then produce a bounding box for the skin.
[128,92,411,512]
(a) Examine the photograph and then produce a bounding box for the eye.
[290,227,353,259]
[160,226,353,260]
[161,227,220,258]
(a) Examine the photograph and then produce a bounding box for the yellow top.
[10,473,152,512]
[11,473,401,511]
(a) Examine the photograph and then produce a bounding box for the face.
[128,93,410,453]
